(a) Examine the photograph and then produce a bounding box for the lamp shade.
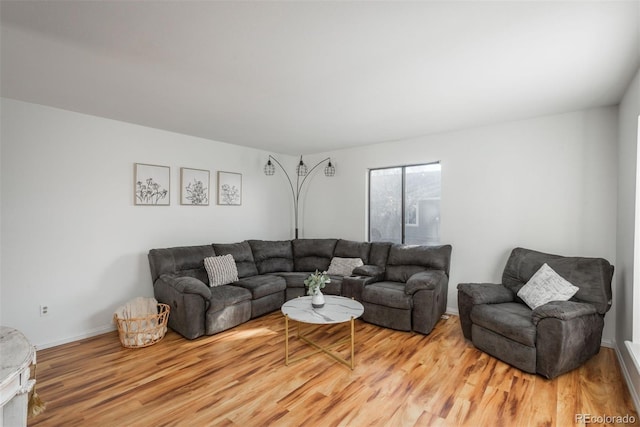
[264,159,275,176]
[296,158,308,176]
[324,161,335,177]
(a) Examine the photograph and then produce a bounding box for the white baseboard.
[601,338,614,348]
[445,306,459,316]
[35,324,116,350]
[616,340,640,415]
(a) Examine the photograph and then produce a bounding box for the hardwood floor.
[29,313,637,427]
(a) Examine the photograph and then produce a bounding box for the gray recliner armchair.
[457,247,614,379]
[361,244,452,335]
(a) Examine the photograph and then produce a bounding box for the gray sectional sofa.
[148,238,452,339]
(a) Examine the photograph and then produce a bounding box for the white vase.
[312,290,325,308]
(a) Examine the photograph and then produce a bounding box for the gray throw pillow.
[204,254,238,287]
[327,257,364,276]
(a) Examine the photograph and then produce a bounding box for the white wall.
[305,108,619,344]
[0,98,623,350]
[616,67,640,408]
[0,98,294,348]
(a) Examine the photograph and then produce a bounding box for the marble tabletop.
[0,326,35,407]
[281,296,364,324]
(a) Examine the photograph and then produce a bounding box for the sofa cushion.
[368,242,392,267]
[204,255,239,287]
[234,275,286,299]
[159,267,209,286]
[334,239,371,264]
[385,244,452,282]
[275,272,342,295]
[207,284,252,313]
[275,272,311,288]
[362,281,412,310]
[213,241,259,278]
[352,265,385,279]
[292,239,337,272]
[248,240,294,274]
[324,276,343,295]
[327,257,364,276]
[517,263,579,310]
[470,302,536,347]
[148,245,215,283]
[158,274,212,299]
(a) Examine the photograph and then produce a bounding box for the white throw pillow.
[204,254,238,287]
[327,257,364,276]
[517,263,579,310]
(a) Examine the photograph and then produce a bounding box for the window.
[368,162,441,245]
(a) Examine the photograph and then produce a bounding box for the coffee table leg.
[285,314,289,366]
[350,316,355,370]
[283,314,358,370]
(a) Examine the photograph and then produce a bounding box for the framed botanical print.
[180,168,210,206]
[217,171,242,206]
[134,163,170,206]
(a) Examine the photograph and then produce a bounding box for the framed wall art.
[180,168,210,206]
[217,171,242,206]
[134,163,170,206]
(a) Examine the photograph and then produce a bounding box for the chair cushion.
[501,247,613,314]
[362,281,412,309]
[546,257,613,315]
[470,302,536,347]
[517,263,578,309]
[234,275,286,299]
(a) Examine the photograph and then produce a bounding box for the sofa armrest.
[352,265,384,280]
[157,274,212,300]
[457,283,513,341]
[532,301,598,326]
[405,271,447,295]
[457,283,514,305]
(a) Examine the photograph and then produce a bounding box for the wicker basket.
[114,303,170,348]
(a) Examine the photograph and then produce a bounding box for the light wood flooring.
[29,313,637,427]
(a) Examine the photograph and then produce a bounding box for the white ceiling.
[1,1,639,155]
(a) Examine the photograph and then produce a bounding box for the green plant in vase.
[304,270,331,308]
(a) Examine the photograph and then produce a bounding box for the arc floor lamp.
[264,155,335,238]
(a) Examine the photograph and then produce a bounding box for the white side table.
[0,327,36,427]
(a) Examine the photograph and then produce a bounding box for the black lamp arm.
[297,157,331,194]
[267,155,332,239]
[268,155,296,205]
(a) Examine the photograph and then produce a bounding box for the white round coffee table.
[281,295,364,369]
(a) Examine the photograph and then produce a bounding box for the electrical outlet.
[40,305,49,316]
